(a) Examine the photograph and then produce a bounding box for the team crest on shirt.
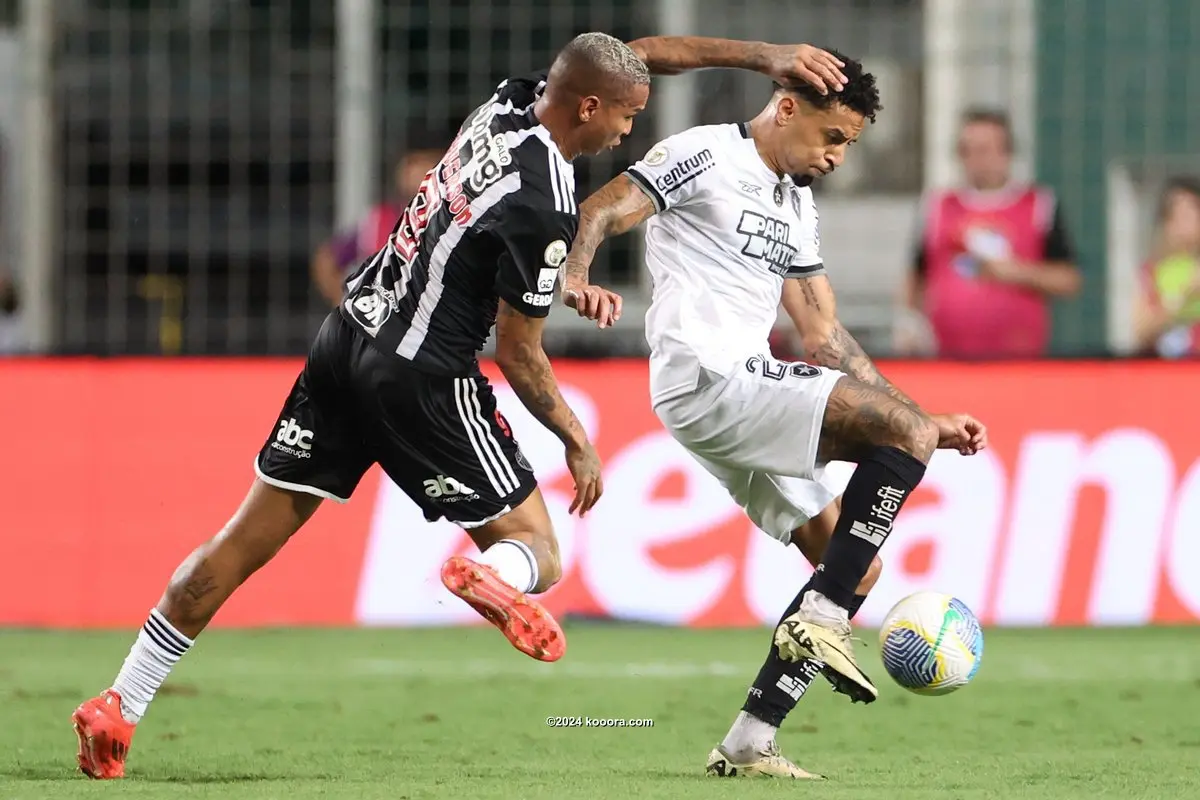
[644,144,669,166]
[773,184,785,207]
[346,287,393,332]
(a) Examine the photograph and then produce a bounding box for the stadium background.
[0,1,1198,630]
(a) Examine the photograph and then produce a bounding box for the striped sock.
[111,609,194,723]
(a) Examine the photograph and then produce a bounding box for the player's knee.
[858,555,883,595]
[527,533,562,593]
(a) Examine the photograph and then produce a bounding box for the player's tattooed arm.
[495,299,605,512]
[782,275,922,410]
[626,38,846,94]
[564,175,656,286]
[560,174,654,327]
[494,300,588,450]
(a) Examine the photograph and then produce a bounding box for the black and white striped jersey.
[340,71,578,376]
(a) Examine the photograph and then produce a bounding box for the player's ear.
[774,94,798,126]
[577,95,601,123]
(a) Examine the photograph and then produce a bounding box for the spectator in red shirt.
[895,109,1082,358]
[1133,177,1200,358]
[311,139,445,308]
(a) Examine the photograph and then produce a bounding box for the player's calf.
[464,490,563,594]
[774,380,935,701]
[807,378,933,611]
[73,479,319,778]
[729,506,883,757]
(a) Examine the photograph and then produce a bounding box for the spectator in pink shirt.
[895,109,1082,358]
[311,138,445,308]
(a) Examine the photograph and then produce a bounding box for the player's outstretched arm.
[783,276,988,455]
[782,274,921,409]
[627,38,846,94]
[561,174,655,326]
[494,299,603,514]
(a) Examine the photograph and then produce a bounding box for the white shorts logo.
[423,475,479,502]
[276,418,313,450]
[271,418,314,458]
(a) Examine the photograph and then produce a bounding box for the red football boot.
[440,555,566,662]
[72,689,136,779]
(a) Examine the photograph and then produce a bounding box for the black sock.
[810,446,926,608]
[741,579,870,727]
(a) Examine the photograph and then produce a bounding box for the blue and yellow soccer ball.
[878,591,983,695]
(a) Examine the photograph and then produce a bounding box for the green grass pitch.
[3,625,1198,799]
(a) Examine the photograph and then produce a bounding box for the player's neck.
[533,97,579,161]
[746,117,785,178]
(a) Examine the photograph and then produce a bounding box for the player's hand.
[564,440,604,516]
[931,413,988,456]
[762,44,847,95]
[563,282,623,329]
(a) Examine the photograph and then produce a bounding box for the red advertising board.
[1,358,1198,628]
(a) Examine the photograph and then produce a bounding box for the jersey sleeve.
[1042,198,1076,262]
[493,206,576,318]
[624,130,716,213]
[787,188,826,278]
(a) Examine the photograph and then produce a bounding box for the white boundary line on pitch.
[207,657,1200,683]
[348,659,749,678]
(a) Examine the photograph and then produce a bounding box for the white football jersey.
[625,123,825,406]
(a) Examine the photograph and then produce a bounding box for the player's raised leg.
[432,298,602,662]
[73,479,322,779]
[441,487,567,662]
[773,377,937,702]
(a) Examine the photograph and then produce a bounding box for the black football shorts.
[255,312,537,528]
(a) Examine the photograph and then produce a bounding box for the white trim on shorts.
[456,504,515,530]
[452,377,520,498]
[253,457,351,504]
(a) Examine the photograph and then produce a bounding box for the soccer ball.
[878,591,983,695]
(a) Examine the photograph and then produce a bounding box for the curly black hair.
[774,49,881,124]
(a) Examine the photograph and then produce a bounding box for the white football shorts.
[654,352,847,544]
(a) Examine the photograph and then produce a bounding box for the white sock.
[477,539,538,593]
[721,710,778,759]
[802,589,850,626]
[110,608,194,723]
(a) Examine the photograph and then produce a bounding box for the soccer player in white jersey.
[561,52,988,779]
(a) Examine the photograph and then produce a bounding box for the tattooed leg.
[98,479,319,730]
[803,376,936,611]
[159,479,320,636]
[817,377,937,465]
